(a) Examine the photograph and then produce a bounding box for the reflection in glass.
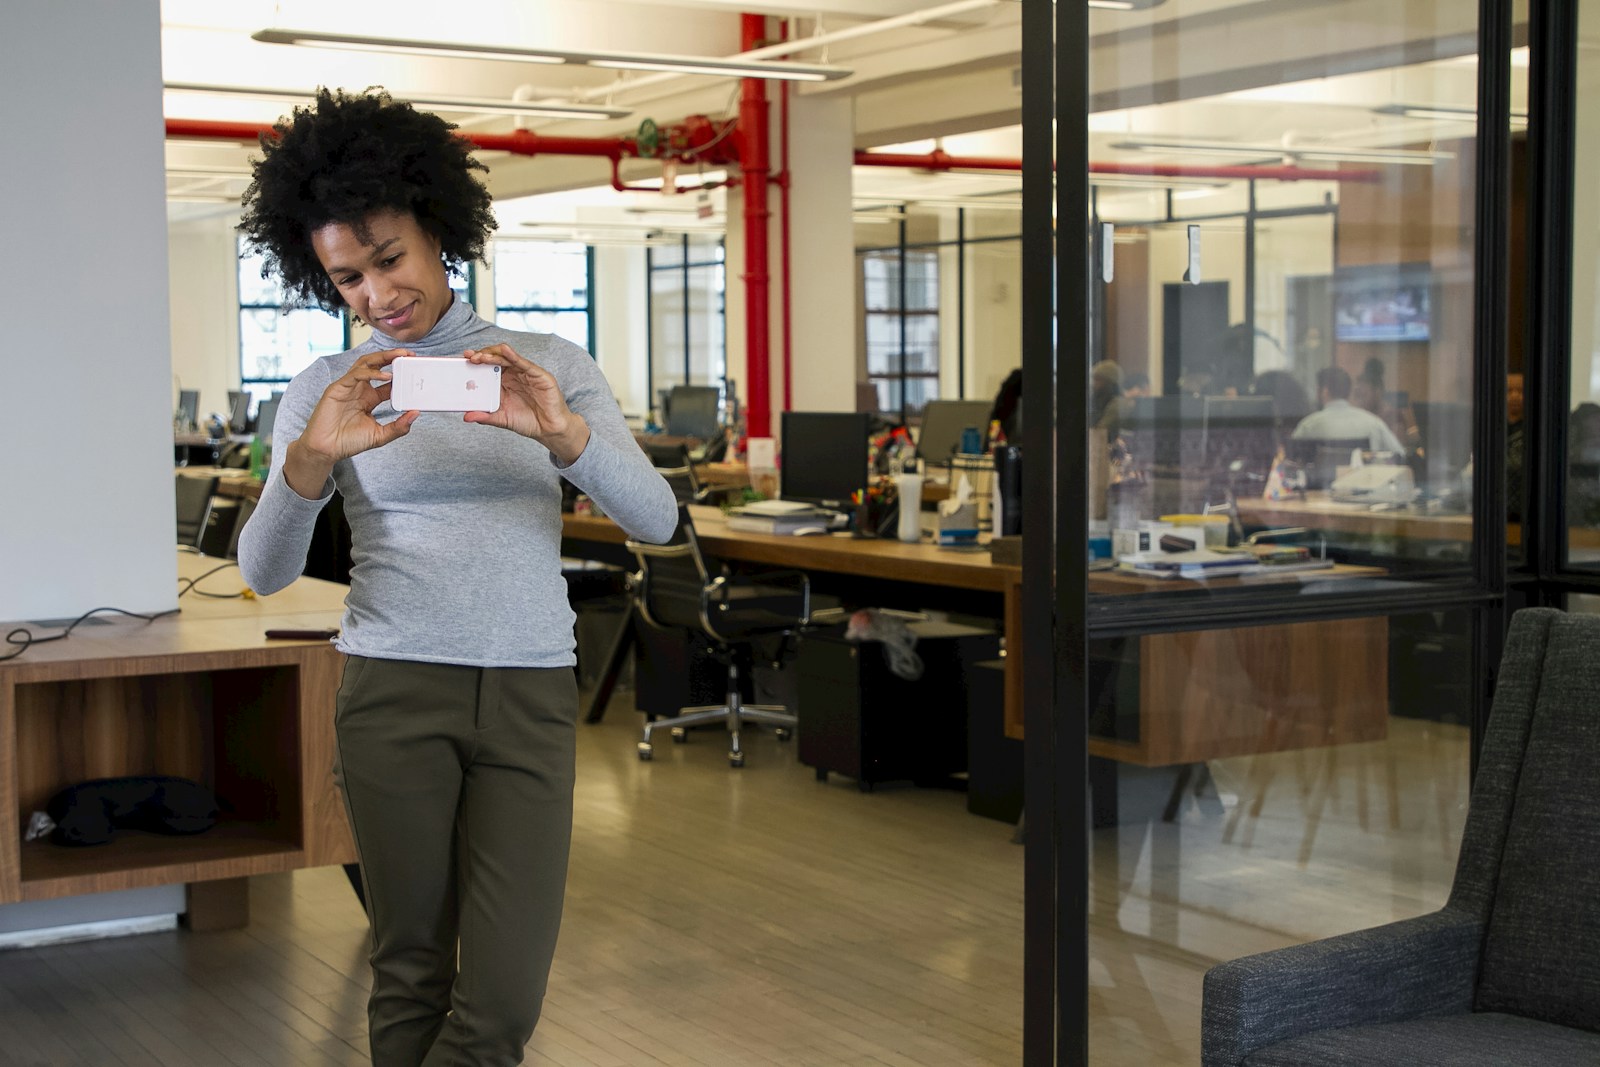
[1079,2,1494,1061]
[1569,0,1600,566]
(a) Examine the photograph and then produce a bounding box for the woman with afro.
[236,89,677,1066]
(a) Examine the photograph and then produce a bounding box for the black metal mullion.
[645,246,656,411]
[682,235,692,385]
[958,208,967,399]
[898,219,909,416]
[1470,0,1513,769]
[1244,179,1258,338]
[1529,0,1577,586]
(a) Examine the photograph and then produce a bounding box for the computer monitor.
[781,411,871,509]
[1118,394,1206,474]
[227,390,248,434]
[665,385,721,440]
[255,398,280,443]
[176,389,199,432]
[1410,400,1472,487]
[915,399,992,465]
[1200,395,1277,476]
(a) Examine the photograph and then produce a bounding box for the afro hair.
[238,88,496,311]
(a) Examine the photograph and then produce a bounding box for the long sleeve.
[236,363,336,595]
[549,349,678,545]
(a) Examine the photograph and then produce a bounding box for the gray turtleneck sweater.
[238,298,677,669]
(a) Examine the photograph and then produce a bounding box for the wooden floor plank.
[0,684,1465,1066]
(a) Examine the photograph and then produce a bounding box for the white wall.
[0,0,175,621]
[168,212,242,421]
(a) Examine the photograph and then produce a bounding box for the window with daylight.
[492,241,594,354]
[237,241,346,408]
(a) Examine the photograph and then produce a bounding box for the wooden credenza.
[0,554,354,928]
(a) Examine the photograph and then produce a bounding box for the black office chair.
[626,505,809,768]
[641,441,741,506]
[175,474,218,549]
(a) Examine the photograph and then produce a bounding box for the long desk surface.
[564,506,1025,737]
[1237,491,1600,550]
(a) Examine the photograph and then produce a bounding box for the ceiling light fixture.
[165,82,631,121]
[1373,103,1528,124]
[251,29,851,83]
[1111,137,1452,165]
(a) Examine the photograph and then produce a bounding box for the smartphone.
[389,356,502,412]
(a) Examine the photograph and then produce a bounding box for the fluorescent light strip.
[252,29,851,83]
[165,82,631,121]
[1111,138,1452,165]
[1374,103,1528,124]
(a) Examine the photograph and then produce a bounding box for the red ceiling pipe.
[166,118,636,161]
[854,148,1379,183]
[738,12,774,439]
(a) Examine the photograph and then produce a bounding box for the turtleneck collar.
[367,296,491,356]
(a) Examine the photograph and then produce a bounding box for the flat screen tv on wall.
[1332,262,1432,343]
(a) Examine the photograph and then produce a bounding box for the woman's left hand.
[462,344,591,465]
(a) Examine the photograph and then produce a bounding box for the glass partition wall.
[1047,1,1515,1061]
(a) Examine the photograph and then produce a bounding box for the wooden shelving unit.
[1,557,355,926]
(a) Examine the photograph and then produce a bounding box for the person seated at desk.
[1291,366,1406,457]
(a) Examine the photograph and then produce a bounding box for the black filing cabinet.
[796,620,999,789]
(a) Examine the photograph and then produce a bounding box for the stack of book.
[1116,548,1262,580]
[725,500,839,535]
[1116,543,1333,580]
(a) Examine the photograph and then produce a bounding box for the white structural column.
[783,93,858,414]
[0,0,176,620]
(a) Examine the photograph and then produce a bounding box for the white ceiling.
[160,1,1530,236]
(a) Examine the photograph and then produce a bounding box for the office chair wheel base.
[670,727,688,743]
[728,751,745,768]
[774,727,792,742]
[637,742,654,761]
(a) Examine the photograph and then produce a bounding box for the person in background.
[236,89,677,1067]
[1122,371,1151,399]
[1291,365,1406,456]
[1352,356,1419,455]
[988,367,1024,447]
[1090,360,1127,435]
[1506,372,1526,523]
[1248,370,1313,447]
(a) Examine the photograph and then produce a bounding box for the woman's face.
[311,209,453,343]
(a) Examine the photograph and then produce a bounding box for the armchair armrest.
[702,569,811,641]
[1202,908,1481,1067]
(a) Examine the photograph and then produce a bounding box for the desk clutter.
[794,618,1000,792]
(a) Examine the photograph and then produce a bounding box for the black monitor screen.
[781,411,871,509]
[227,390,249,434]
[176,389,199,430]
[255,398,280,443]
[665,385,721,439]
[916,399,992,465]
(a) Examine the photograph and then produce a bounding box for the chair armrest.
[1201,908,1481,1067]
[703,570,810,640]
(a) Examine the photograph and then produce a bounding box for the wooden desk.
[0,554,353,927]
[1237,492,1600,551]
[563,506,1025,738]
[565,510,1393,766]
[177,465,263,501]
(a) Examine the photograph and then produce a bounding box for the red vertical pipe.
[778,36,794,414]
[739,12,773,439]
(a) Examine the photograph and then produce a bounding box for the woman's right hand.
[283,350,420,497]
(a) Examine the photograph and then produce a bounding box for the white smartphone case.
[389,357,502,412]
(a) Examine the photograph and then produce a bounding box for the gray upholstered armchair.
[1202,607,1600,1066]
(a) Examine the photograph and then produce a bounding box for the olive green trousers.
[334,655,578,1067]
